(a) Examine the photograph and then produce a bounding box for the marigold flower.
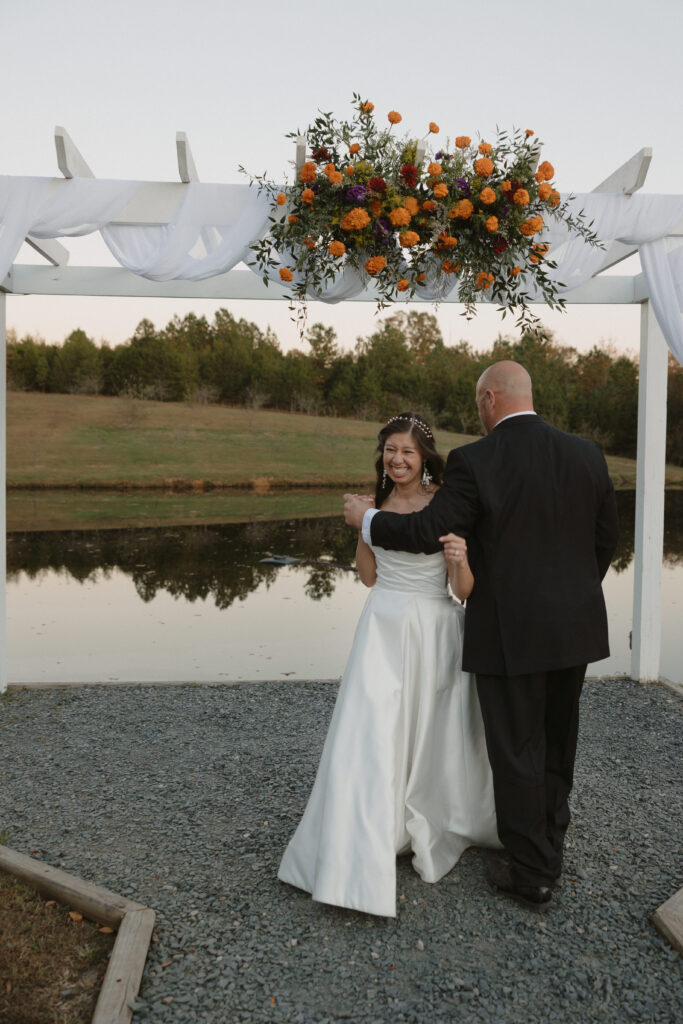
[427,162,443,176]
[328,171,343,185]
[442,260,461,274]
[346,166,355,176]
[501,180,512,192]
[479,187,496,205]
[429,122,440,133]
[416,272,426,282]
[399,230,420,247]
[279,267,293,282]
[520,217,542,236]
[510,266,521,276]
[388,207,411,226]
[436,232,458,249]
[397,279,410,291]
[370,200,382,216]
[475,271,494,290]
[328,240,346,257]
[455,136,471,149]
[299,162,317,183]
[537,160,555,181]
[525,129,534,137]
[323,163,336,177]
[305,237,315,249]
[421,200,436,211]
[276,193,287,206]
[479,142,493,155]
[403,196,419,215]
[485,216,499,232]
[513,189,530,206]
[537,182,552,200]
[365,255,386,274]
[388,110,402,124]
[288,214,298,223]
[449,199,474,219]
[550,190,561,207]
[301,188,315,205]
[474,157,494,178]
[349,143,361,155]
[361,101,374,113]
[433,183,448,198]
[341,208,371,231]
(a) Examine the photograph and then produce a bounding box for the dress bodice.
[371,546,449,598]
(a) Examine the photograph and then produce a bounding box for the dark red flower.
[368,176,387,194]
[399,164,418,188]
[312,147,331,163]
[510,179,522,194]
[492,238,508,254]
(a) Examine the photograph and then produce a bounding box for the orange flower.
[433,183,448,198]
[510,266,521,276]
[530,242,549,263]
[279,267,293,282]
[328,240,346,257]
[525,129,534,136]
[403,196,419,215]
[388,207,411,226]
[422,200,436,211]
[370,199,382,216]
[301,188,314,205]
[349,143,361,154]
[365,255,386,274]
[299,162,317,183]
[416,272,426,282]
[475,271,494,290]
[399,230,420,247]
[341,208,371,230]
[537,182,552,200]
[485,216,499,232]
[346,166,355,176]
[276,193,287,206]
[520,217,542,236]
[429,122,439,134]
[513,189,530,206]
[361,101,374,113]
[449,199,474,219]
[323,163,336,177]
[396,279,410,292]
[442,260,461,274]
[537,160,555,181]
[550,189,561,207]
[479,142,493,155]
[328,171,343,185]
[436,231,458,249]
[388,110,402,124]
[479,187,496,205]
[288,214,298,224]
[500,180,512,192]
[474,157,494,178]
[305,237,315,249]
[427,161,443,176]
[455,136,471,149]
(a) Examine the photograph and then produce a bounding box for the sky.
[2,0,682,358]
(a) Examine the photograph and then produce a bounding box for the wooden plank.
[592,146,652,195]
[0,846,142,925]
[24,236,70,267]
[176,131,199,183]
[92,908,156,1024]
[54,126,94,179]
[651,888,683,956]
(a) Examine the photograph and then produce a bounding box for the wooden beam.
[54,126,94,179]
[176,131,199,183]
[295,135,307,177]
[24,235,70,267]
[592,147,652,195]
[92,908,156,1024]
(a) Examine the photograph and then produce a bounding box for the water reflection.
[7,492,683,605]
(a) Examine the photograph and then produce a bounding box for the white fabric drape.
[1,175,682,362]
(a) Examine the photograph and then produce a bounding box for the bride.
[278,412,499,917]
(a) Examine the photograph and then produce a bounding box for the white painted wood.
[295,135,307,177]
[176,131,199,183]
[631,300,668,682]
[0,291,5,695]
[592,147,652,195]
[54,126,94,178]
[25,235,70,266]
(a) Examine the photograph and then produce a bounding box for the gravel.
[1,677,681,1024]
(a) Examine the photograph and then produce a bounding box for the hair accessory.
[385,414,434,441]
[421,465,432,488]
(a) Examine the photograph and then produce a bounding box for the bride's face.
[382,431,423,487]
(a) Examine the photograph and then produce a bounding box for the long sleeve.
[595,473,619,581]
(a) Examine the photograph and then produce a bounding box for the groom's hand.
[343,493,373,529]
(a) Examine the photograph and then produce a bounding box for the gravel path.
[1,678,681,1024]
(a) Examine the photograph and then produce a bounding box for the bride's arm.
[441,533,474,601]
[356,532,377,587]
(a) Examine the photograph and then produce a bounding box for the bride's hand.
[440,533,467,568]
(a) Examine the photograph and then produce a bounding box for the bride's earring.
[382,469,387,488]
[421,464,432,488]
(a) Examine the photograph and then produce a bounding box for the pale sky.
[3,0,682,357]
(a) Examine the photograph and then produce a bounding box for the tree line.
[6,308,683,464]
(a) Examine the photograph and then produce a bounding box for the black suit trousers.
[475,665,586,887]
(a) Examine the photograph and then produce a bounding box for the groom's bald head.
[476,361,534,433]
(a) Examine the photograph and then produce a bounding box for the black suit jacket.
[370,415,619,676]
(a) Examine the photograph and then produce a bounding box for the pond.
[6,491,683,687]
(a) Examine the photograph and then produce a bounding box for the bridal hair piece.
[384,413,434,442]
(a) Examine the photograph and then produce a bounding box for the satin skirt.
[278,584,500,917]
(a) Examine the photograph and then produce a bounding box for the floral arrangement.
[243,94,601,332]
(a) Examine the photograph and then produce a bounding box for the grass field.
[6,392,683,531]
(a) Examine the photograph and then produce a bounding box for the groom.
[344,361,619,909]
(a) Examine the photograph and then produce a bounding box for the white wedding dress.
[278,546,500,917]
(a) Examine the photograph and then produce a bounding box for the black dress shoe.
[486,856,553,910]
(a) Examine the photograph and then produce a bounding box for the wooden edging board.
[0,845,155,1024]
[651,887,683,957]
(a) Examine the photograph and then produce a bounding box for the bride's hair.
[374,411,445,509]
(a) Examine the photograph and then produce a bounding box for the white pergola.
[0,130,679,695]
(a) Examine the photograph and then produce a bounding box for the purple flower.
[346,185,367,203]
[373,217,392,245]
[455,177,471,196]
[435,151,452,162]
[499,202,510,218]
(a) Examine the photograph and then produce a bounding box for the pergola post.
[0,291,6,694]
[631,299,668,682]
